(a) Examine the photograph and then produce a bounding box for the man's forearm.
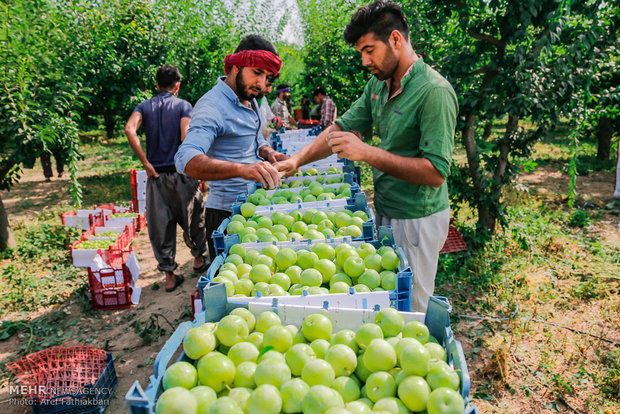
[259,145,276,160]
[184,155,244,181]
[364,148,445,187]
[291,124,341,167]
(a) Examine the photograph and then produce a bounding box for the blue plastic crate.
[31,352,117,414]
[125,291,478,414]
[214,193,376,255]
[203,226,412,311]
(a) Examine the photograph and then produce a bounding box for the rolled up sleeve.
[419,86,457,179]
[174,106,221,174]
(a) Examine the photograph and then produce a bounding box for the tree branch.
[466,28,504,48]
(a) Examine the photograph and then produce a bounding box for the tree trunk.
[103,110,116,139]
[461,112,495,233]
[596,116,612,161]
[0,193,16,251]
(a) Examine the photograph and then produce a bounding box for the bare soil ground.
[0,159,618,413]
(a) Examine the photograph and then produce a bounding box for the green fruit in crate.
[240,202,256,218]
[302,313,332,342]
[163,361,198,390]
[275,248,297,270]
[303,385,344,414]
[228,388,251,412]
[346,400,372,414]
[249,264,271,284]
[330,281,350,293]
[375,308,405,338]
[364,339,397,372]
[209,396,243,414]
[219,270,238,283]
[252,282,269,297]
[228,342,260,365]
[230,308,256,332]
[380,271,397,290]
[216,315,250,347]
[227,220,245,234]
[330,272,352,287]
[425,342,447,362]
[365,371,396,402]
[343,256,365,278]
[300,268,322,287]
[297,250,319,270]
[332,376,360,403]
[183,327,216,360]
[258,350,285,364]
[285,343,316,376]
[325,344,357,377]
[156,386,198,413]
[229,243,246,258]
[290,220,308,235]
[398,376,431,412]
[263,325,294,353]
[281,378,310,413]
[426,360,460,391]
[355,323,384,350]
[381,251,400,271]
[285,265,302,284]
[271,272,291,291]
[399,341,431,377]
[315,259,336,283]
[197,353,236,392]
[403,320,430,344]
[234,279,254,296]
[302,358,336,387]
[190,386,217,413]
[255,311,281,333]
[234,361,257,388]
[246,384,282,414]
[426,387,465,414]
[373,397,409,414]
[364,253,383,272]
[358,269,380,289]
[254,358,291,388]
[220,262,237,274]
[247,332,264,350]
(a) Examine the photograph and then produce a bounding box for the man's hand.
[274,158,299,177]
[267,151,289,164]
[144,162,160,179]
[326,131,372,162]
[239,161,282,189]
[271,116,284,129]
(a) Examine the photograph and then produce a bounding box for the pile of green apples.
[75,239,115,250]
[283,173,345,188]
[245,183,352,206]
[210,241,401,298]
[94,231,120,238]
[230,208,369,243]
[109,212,138,218]
[156,308,465,414]
[294,166,341,176]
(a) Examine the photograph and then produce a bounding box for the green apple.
[397,376,431,412]
[263,325,294,353]
[310,339,331,359]
[403,320,430,344]
[364,253,383,272]
[246,384,282,414]
[365,371,396,402]
[272,272,291,291]
[381,251,400,271]
[162,361,197,390]
[355,323,384,350]
[228,342,259,365]
[426,360,460,391]
[183,327,216,360]
[250,264,272,284]
[358,269,380,289]
[240,203,256,218]
[331,376,361,403]
[297,250,320,270]
[375,307,405,337]
[281,378,310,413]
[311,242,336,260]
[275,247,297,270]
[426,387,465,414]
[399,340,431,376]
[343,256,365,278]
[325,344,358,377]
[196,353,236,392]
[215,315,249,347]
[254,358,291,388]
[302,313,333,341]
[363,339,397,372]
[255,311,281,333]
[189,386,217,413]
[285,343,316,376]
[315,259,336,283]
[301,359,336,387]
[331,329,359,353]
[156,387,197,414]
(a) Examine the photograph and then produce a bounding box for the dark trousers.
[205,208,232,261]
[146,172,207,273]
[41,149,64,178]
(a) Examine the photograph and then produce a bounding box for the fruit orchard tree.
[403,0,619,234]
[0,0,85,251]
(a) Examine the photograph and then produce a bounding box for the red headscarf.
[224,50,283,77]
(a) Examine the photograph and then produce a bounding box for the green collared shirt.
[336,57,458,219]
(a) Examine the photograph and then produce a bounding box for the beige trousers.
[376,208,450,312]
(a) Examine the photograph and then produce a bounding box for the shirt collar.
[216,76,258,110]
[385,55,424,95]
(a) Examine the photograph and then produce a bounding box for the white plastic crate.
[105,216,137,229]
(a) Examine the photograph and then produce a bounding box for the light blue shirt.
[175,77,269,211]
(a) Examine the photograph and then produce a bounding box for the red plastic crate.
[440,220,468,254]
[87,249,133,310]
[7,342,110,401]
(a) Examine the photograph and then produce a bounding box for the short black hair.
[343,1,409,46]
[156,65,182,89]
[235,34,279,56]
[312,87,327,97]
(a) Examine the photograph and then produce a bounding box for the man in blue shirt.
[175,35,288,260]
[125,65,208,292]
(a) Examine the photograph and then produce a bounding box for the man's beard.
[235,69,260,101]
[369,47,399,81]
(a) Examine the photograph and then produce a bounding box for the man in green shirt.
[275,1,458,312]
